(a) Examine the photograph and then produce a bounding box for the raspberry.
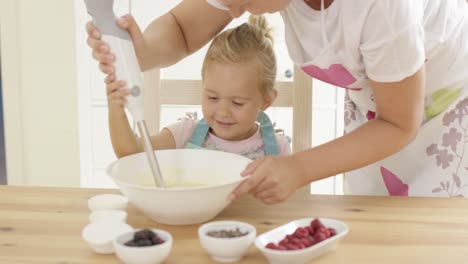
[313,232,327,243]
[277,245,287,250]
[266,242,277,250]
[308,236,317,246]
[286,244,300,250]
[316,226,331,238]
[279,238,289,247]
[289,237,302,246]
[311,218,324,230]
[293,227,309,238]
[300,237,312,247]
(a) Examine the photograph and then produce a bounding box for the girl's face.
[218,0,292,18]
[202,62,272,141]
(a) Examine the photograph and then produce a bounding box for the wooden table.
[1,186,468,264]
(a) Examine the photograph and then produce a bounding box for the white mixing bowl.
[107,149,251,225]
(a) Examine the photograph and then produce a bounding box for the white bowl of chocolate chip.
[198,220,256,263]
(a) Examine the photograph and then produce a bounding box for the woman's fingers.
[98,62,114,75]
[230,160,268,200]
[104,74,115,85]
[86,20,115,78]
[117,15,144,43]
[241,158,263,176]
[230,176,260,200]
[92,49,114,63]
[251,179,277,195]
[253,189,286,205]
[85,21,100,39]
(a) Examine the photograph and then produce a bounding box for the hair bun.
[248,15,273,43]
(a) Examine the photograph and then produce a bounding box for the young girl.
[87,0,468,202]
[105,15,291,161]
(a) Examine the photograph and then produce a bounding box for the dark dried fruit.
[136,239,153,247]
[152,236,164,245]
[124,240,138,247]
[124,229,165,247]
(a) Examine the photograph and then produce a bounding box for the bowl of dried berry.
[255,218,348,264]
[198,220,256,263]
[113,228,172,264]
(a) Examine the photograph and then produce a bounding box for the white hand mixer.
[84,0,165,187]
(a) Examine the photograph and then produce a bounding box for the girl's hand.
[230,155,308,204]
[105,74,130,109]
[85,15,145,76]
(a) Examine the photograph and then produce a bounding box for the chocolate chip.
[206,228,249,238]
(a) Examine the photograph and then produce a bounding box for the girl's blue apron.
[185,112,280,156]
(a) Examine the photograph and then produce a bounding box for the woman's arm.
[297,65,426,183]
[86,0,232,73]
[231,66,425,204]
[140,0,232,70]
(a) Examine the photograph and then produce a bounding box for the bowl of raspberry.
[254,218,348,264]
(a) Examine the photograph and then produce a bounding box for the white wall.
[0,0,80,186]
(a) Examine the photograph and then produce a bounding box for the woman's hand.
[230,155,308,204]
[85,15,145,76]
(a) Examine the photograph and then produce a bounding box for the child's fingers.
[106,80,126,95]
[108,90,129,108]
[109,89,130,100]
[106,80,130,107]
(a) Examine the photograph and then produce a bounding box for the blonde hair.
[201,15,277,96]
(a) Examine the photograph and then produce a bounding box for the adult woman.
[87,0,468,203]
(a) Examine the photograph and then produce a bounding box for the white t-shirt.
[208,0,468,119]
[165,118,291,160]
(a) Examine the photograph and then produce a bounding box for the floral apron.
[296,26,468,198]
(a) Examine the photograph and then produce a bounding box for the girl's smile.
[202,61,270,141]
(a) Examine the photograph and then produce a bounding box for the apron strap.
[186,113,280,156]
[186,118,210,149]
[258,112,279,156]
